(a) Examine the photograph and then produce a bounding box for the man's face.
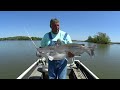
[51,22,59,34]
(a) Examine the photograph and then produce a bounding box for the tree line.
[0,36,42,41]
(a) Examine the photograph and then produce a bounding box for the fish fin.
[48,56,54,61]
[55,39,65,46]
[89,45,96,56]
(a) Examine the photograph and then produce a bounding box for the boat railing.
[74,59,99,79]
[17,56,99,79]
[17,58,41,79]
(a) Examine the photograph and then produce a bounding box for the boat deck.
[28,62,88,79]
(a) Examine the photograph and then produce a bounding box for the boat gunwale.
[17,56,99,79]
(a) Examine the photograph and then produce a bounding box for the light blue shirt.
[41,30,72,47]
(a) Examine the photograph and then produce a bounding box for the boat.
[17,56,99,79]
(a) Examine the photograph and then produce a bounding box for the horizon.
[0,11,120,42]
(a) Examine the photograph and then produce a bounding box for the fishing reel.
[38,57,47,65]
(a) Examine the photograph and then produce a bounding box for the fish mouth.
[38,51,45,54]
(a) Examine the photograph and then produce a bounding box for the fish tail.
[90,45,96,56]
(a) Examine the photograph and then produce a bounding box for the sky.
[0,11,120,42]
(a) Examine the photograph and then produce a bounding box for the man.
[40,18,74,79]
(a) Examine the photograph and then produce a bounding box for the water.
[0,41,40,79]
[0,41,120,79]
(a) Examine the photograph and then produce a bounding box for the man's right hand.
[67,51,74,58]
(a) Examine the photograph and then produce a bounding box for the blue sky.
[0,11,120,42]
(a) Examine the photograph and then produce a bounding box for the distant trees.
[0,36,42,41]
[85,32,111,44]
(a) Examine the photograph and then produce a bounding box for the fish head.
[37,47,51,55]
[36,48,45,57]
[36,47,52,59]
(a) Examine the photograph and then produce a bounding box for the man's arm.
[40,34,47,47]
[66,34,72,44]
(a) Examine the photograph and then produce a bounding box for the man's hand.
[68,51,74,58]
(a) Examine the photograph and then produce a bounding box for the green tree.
[86,36,93,42]
[86,32,111,44]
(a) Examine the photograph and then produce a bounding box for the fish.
[36,40,96,61]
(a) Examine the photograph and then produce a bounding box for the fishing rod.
[26,31,47,57]
[26,31,38,50]
[26,31,47,64]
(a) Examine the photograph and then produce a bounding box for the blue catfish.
[36,40,96,61]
